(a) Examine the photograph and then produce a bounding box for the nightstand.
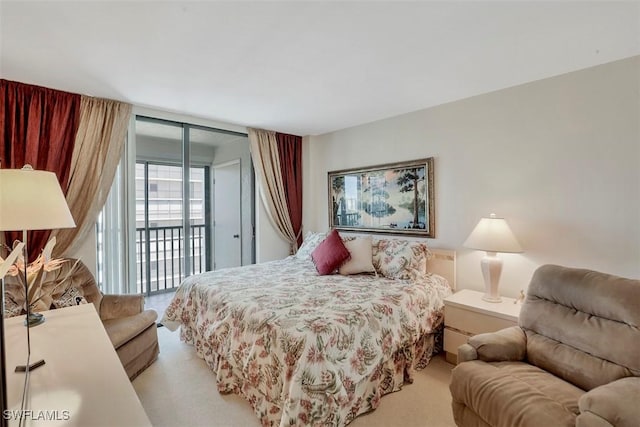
[443,289,522,364]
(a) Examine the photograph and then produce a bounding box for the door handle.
[233,234,240,238]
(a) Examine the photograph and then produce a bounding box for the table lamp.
[0,165,76,326]
[1,165,75,376]
[464,213,522,302]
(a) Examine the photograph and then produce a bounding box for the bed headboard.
[335,232,457,290]
[427,248,457,291]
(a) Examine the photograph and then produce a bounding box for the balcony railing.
[136,224,208,295]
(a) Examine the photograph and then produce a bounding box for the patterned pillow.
[295,231,327,260]
[52,286,88,309]
[372,239,433,280]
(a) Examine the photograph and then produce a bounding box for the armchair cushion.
[451,360,583,427]
[102,310,158,349]
[524,330,633,391]
[467,326,526,363]
[577,377,640,427]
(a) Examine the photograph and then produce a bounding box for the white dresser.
[443,289,522,364]
[4,304,151,427]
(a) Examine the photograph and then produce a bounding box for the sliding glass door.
[97,115,252,295]
[135,161,210,294]
[135,119,185,295]
[135,117,223,295]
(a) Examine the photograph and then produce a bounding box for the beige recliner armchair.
[5,258,159,380]
[450,264,640,427]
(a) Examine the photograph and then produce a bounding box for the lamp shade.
[0,166,75,231]
[463,213,522,253]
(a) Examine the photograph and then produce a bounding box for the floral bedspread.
[162,257,451,426]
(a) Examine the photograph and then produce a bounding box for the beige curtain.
[51,96,131,257]
[248,128,298,253]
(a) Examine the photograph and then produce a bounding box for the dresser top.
[5,304,151,427]
[444,289,522,322]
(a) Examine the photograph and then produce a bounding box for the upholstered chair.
[450,264,640,427]
[5,258,159,380]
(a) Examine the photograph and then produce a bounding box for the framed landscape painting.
[328,157,435,237]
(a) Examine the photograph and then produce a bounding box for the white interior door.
[213,160,242,269]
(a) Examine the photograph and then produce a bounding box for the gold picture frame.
[328,158,435,237]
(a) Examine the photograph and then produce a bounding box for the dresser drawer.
[445,305,517,335]
[444,327,471,354]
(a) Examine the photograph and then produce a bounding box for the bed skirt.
[184,326,443,427]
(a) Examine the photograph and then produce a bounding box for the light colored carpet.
[133,327,457,427]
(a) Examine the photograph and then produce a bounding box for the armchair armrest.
[460,326,526,363]
[100,294,145,321]
[457,343,478,363]
[577,377,640,427]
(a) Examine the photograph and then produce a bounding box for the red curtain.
[1,79,81,260]
[275,132,303,248]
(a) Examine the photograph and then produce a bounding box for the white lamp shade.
[464,214,522,253]
[0,167,76,231]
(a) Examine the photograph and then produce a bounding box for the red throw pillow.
[311,229,351,275]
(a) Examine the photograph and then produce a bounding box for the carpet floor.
[133,327,457,427]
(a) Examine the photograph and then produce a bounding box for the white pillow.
[339,237,376,275]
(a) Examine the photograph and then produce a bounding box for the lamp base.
[481,251,503,303]
[482,294,503,303]
[15,359,45,373]
[24,312,45,327]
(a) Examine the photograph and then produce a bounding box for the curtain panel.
[0,79,81,259]
[248,128,303,254]
[50,96,131,258]
[275,132,303,248]
[1,79,131,261]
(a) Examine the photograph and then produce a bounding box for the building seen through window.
[136,162,208,294]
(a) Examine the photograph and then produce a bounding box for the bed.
[162,234,455,427]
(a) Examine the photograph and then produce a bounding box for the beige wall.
[303,56,640,297]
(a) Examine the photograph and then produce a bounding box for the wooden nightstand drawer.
[445,305,517,335]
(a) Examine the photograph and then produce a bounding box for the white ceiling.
[1,1,639,136]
